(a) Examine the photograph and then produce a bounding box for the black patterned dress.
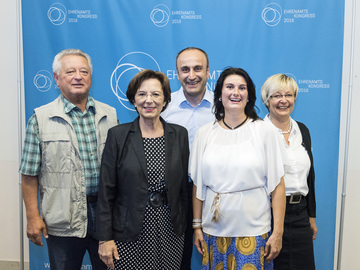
[112,136,185,270]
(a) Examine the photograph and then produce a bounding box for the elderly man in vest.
[19,49,118,270]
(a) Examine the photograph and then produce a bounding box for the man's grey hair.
[52,49,93,75]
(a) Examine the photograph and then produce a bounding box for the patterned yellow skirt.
[201,232,273,270]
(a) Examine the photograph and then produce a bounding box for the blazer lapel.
[129,117,148,181]
[163,118,174,183]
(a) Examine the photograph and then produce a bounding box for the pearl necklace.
[223,116,248,130]
[282,121,293,134]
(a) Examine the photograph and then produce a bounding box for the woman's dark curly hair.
[213,67,259,121]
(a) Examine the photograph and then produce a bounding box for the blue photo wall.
[22,1,344,269]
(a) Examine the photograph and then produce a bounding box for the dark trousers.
[46,202,106,270]
[180,181,194,270]
[274,198,315,270]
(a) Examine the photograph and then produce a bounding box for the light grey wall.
[335,0,360,269]
[0,0,29,264]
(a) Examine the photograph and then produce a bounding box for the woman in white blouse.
[190,67,286,270]
[261,74,317,270]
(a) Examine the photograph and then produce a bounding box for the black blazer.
[95,117,189,242]
[297,121,316,218]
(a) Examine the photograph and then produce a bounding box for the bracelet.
[192,219,202,229]
[192,224,202,229]
[99,240,107,244]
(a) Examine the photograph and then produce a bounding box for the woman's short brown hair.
[126,69,171,112]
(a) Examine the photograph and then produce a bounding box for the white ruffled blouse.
[189,120,284,237]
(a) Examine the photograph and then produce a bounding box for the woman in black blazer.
[96,70,189,270]
[261,74,317,270]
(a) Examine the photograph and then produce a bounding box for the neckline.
[223,116,248,130]
[142,135,165,139]
[216,118,251,131]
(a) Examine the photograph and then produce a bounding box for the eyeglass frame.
[270,93,295,100]
[135,91,164,100]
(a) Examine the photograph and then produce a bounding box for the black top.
[297,121,316,218]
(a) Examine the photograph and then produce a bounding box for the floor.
[0,261,29,270]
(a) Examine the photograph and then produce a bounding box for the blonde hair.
[261,74,298,109]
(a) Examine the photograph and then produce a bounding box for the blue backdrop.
[22,1,344,269]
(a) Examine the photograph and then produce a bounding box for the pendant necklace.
[223,116,248,130]
[282,121,293,134]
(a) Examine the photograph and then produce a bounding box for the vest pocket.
[41,133,71,173]
[41,187,71,230]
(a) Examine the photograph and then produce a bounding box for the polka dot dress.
[112,136,185,270]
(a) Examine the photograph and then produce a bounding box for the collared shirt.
[20,95,100,195]
[264,114,310,196]
[161,87,214,148]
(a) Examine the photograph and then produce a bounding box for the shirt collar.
[178,87,213,107]
[61,94,96,114]
[264,113,298,135]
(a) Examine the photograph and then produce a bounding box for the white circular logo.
[33,70,53,92]
[150,4,170,27]
[262,3,282,27]
[48,3,67,25]
[110,52,161,111]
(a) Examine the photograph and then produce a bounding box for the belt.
[148,191,168,208]
[286,194,303,204]
[87,195,98,203]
